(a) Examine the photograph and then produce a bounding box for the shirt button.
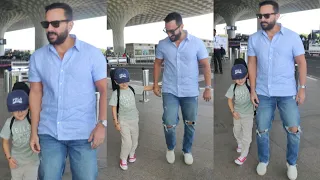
[58,122,60,124]
[61,70,64,72]
[60,82,62,85]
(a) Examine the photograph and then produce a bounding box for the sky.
[216,8,320,35]
[4,13,213,51]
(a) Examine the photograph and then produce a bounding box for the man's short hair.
[259,0,279,13]
[164,12,183,26]
[45,2,73,20]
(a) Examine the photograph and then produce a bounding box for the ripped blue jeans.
[162,93,198,153]
[256,95,301,165]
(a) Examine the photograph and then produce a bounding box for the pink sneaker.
[120,159,128,170]
[235,156,247,165]
[128,154,136,163]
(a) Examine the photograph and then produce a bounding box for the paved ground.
[105,79,213,180]
[214,61,320,180]
[0,76,213,180]
[306,56,320,79]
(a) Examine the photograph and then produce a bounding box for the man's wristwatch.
[205,85,212,89]
[98,120,107,127]
[299,85,306,89]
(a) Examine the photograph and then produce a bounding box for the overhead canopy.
[214,0,319,25]
[0,0,106,32]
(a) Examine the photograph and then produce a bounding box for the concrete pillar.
[111,21,126,55]
[225,18,236,39]
[0,10,24,56]
[30,14,48,50]
[257,18,262,31]
[0,28,6,56]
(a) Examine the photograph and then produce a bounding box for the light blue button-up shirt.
[248,24,305,97]
[28,34,107,141]
[156,31,208,97]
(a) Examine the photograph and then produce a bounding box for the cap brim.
[116,79,130,84]
[7,104,28,112]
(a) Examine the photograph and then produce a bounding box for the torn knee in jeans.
[185,120,196,126]
[285,126,301,134]
[163,123,176,132]
[256,129,268,137]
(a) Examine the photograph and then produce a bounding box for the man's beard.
[169,30,182,42]
[47,29,69,45]
[260,20,276,31]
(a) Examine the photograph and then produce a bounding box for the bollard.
[110,68,117,91]
[229,48,233,61]
[95,92,100,122]
[295,64,299,90]
[244,51,248,64]
[4,70,10,93]
[235,48,239,59]
[140,69,150,103]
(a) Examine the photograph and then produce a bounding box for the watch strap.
[98,120,107,127]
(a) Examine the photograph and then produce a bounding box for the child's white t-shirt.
[109,85,144,121]
[225,83,254,116]
[0,117,39,165]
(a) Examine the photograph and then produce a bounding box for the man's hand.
[296,88,306,105]
[88,123,106,149]
[251,91,259,107]
[30,134,41,153]
[153,84,161,97]
[8,157,18,169]
[203,88,212,102]
[232,112,240,120]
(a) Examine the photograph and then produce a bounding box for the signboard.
[0,39,6,45]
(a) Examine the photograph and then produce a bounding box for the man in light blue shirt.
[153,12,212,165]
[248,1,307,180]
[28,3,107,180]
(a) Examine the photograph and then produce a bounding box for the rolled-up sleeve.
[28,54,41,82]
[293,34,305,57]
[92,49,107,82]
[197,39,209,61]
[156,41,164,59]
[247,36,256,57]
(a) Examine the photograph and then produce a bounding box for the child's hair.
[12,82,30,95]
[234,58,248,70]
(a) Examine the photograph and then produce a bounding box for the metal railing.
[3,61,30,93]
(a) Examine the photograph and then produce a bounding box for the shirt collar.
[48,34,80,52]
[167,30,190,43]
[261,23,285,36]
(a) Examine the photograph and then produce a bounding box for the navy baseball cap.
[231,64,248,80]
[114,68,130,84]
[7,90,29,112]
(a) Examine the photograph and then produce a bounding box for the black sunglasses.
[40,20,70,28]
[163,25,181,34]
[256,13,277,19]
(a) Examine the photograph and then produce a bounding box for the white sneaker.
[166,150,175,164]
[183,152,193,165]
[287,163,298,180]
[256,162,268,176]
[234,156,247,165]
[236,146,242,153]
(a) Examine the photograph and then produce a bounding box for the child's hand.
[232,112,240,120]
[8,157,18,169]
[115,123,121,131]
